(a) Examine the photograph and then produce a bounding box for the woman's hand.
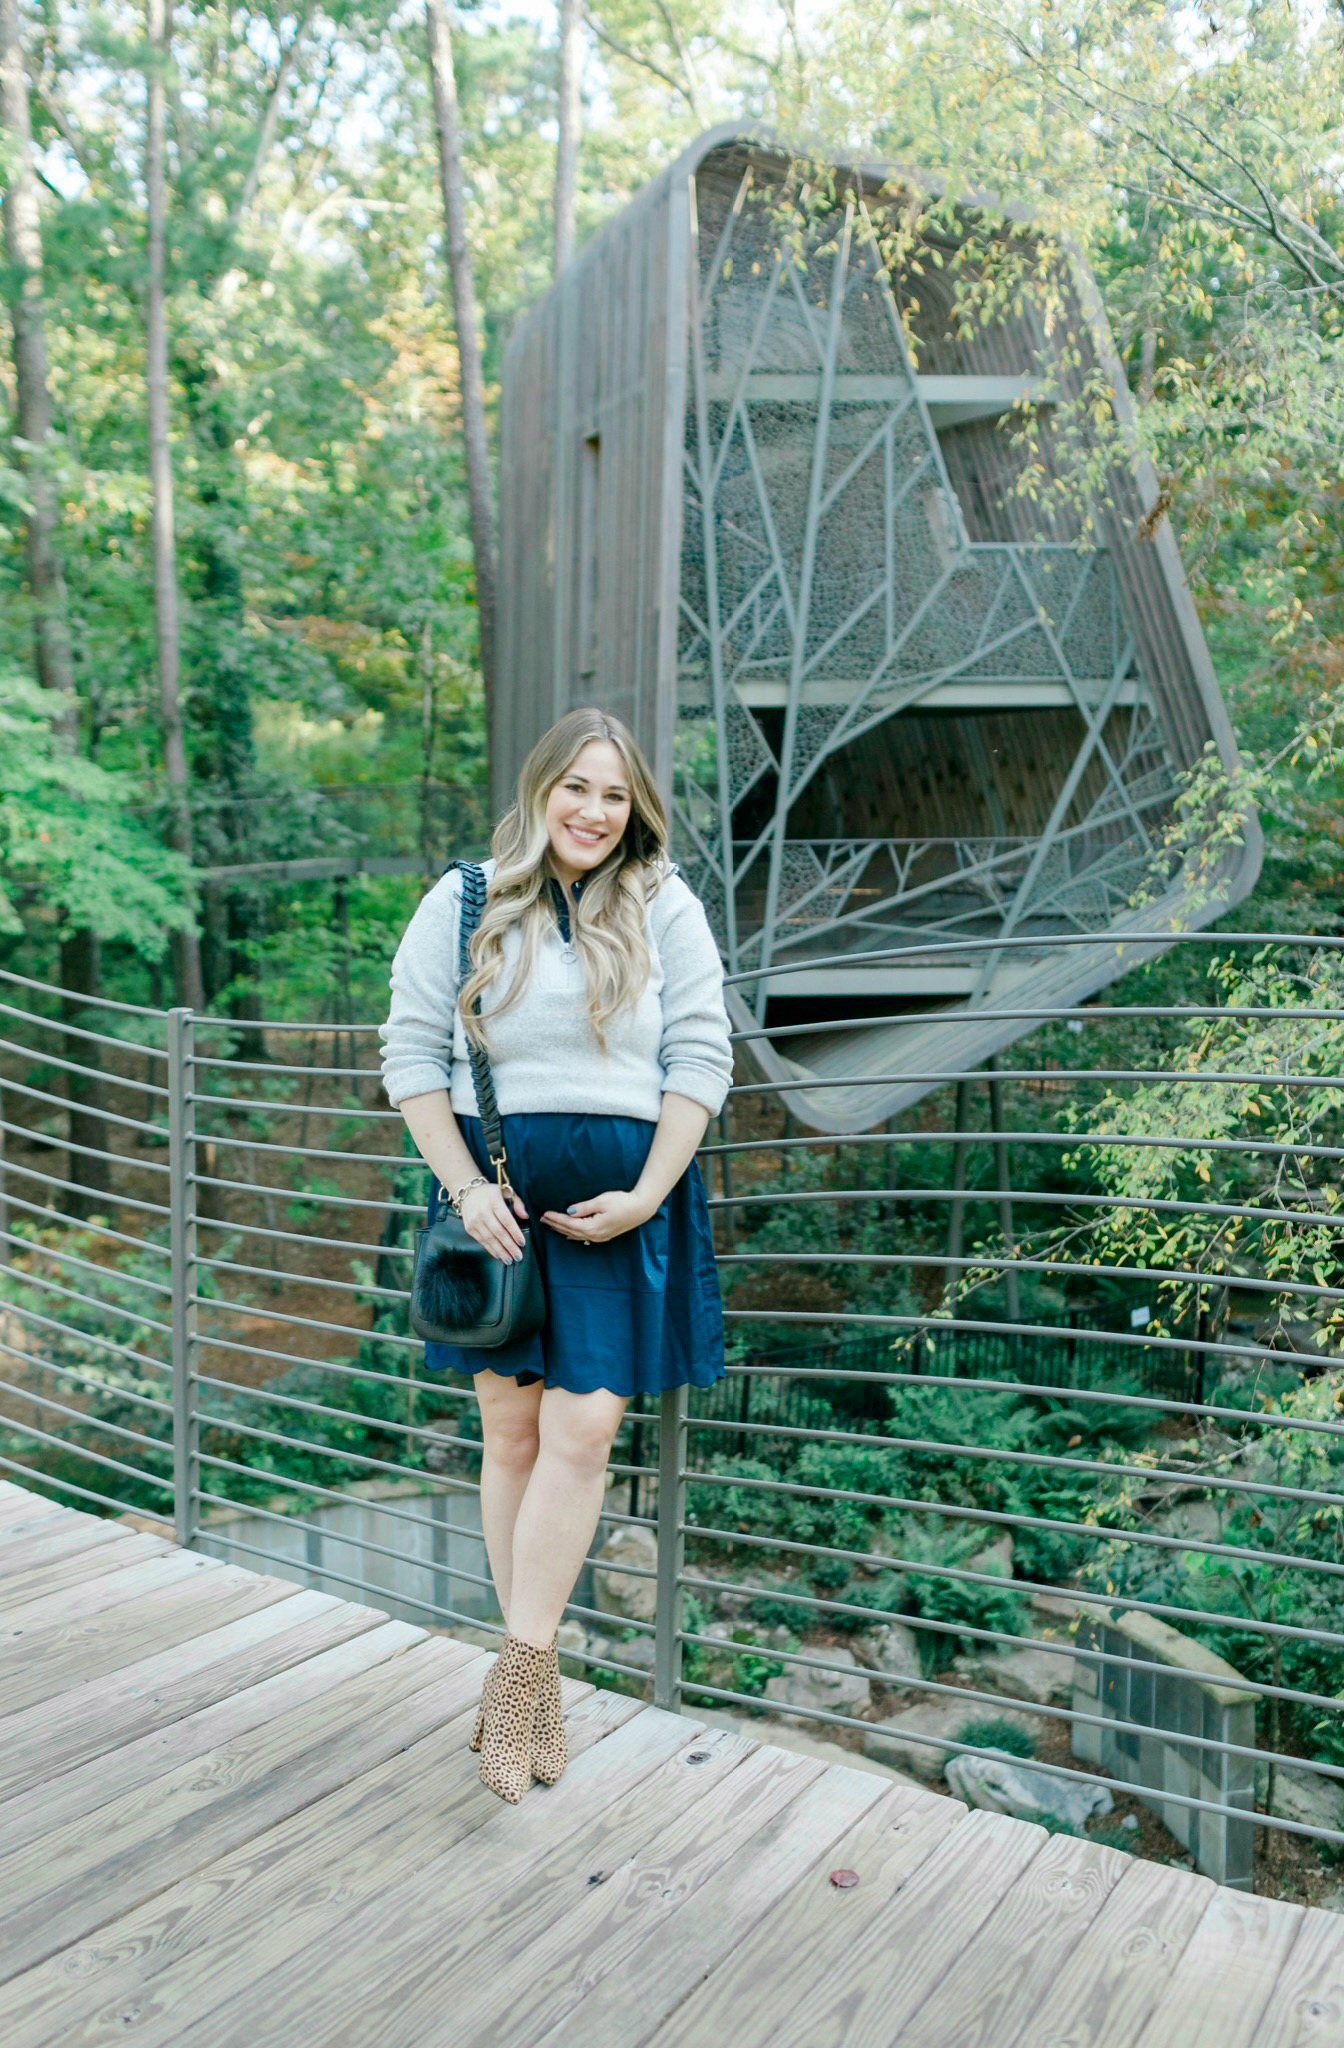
[459,1181,530,1263]
[541,1189,657,1245]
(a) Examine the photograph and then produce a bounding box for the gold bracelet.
[450,1174,489,1215]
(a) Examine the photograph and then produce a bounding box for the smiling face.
[543,737,634,886]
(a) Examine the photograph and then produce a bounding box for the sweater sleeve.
[379,870,463,1108]
[653,878,734,1117]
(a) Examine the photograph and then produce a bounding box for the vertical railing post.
[653,1382,688,1713]
[168,1007,199,1549]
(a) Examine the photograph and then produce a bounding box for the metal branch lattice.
[673,175,1186,1020]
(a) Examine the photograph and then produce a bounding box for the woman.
[379,707,733,1804]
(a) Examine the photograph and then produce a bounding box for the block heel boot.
[469,1633,562,1779]
[530,1634,568,1786]
[477,1634,549,1804]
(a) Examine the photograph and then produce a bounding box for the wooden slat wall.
[497,159,689,811]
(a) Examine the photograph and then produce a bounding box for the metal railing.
[3,931,1344,1896]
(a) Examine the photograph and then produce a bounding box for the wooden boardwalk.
[0,1479,1340,2047]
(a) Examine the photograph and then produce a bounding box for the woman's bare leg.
[506,1386,627,1649]
[473,1369,544,1625]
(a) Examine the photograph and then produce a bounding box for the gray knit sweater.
[379,858,734,1123]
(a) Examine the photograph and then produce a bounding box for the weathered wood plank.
[0,1529,171,1609]
[0,1609,410,1857]
[0,1548,219,1636]
[646,1780,973,2048]
[1010,1852,1214,2048]
[0,1632,473,1980]
[1251,1904,1344,2048]
[897,1831,1127,2046]
[538,1759,910,2048]
[0,1684,628,2048]
[400,1734,823,2048]
[0,1586,417,1800]
[1129,1886,1307,2048]
[165,1708,716,2048]
[0,1512,133,1578]
[0,1487,65,1531]
[0,1564,304,1712]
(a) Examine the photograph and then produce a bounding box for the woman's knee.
[540,1389,625,1478]
[476,1373,542,1472]
[484,1418,541,1474]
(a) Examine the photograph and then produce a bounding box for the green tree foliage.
[0,670,191,947]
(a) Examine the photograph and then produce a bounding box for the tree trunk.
[146,0,204,1009]
[425,0,498,733]
[1,0,114,1211]
[554,0,584,276]
[0,0,75,701]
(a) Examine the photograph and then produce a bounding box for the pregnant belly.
[481,1112,660,1216]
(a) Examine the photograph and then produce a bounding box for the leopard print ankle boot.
[477,1633,549,1804]
[530,1634,568,1786]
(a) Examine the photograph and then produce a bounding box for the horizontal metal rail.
[716,1359,1344,1443]
[0,1410,174,1489]
[0,1339,175,1416]
[720,1305,1342,1382]
[195,1213,416,1260]
[0,1293,170,1374]
[0,1028,171,1098]
[6,944,1344,1876]
[0,964,169,1023]
[3,1261,174,1334]
[715,1244,1344,1306]
[192,1171,416,1215]
[685,1461,1344,1584]
[0,1187,172,1258]
[677,1566,1344,1719]
[677,1673,1344,1850]
[0,1227,174,1297]
[0,1150,172,1217]
[192,1093,401,1123]
[196,1251,410,1303]
[684,1516,1344,1652]
[0,1115,171,1176]
[684,1405,1344,1515]
[730,1002,1344,1042]
[0,1452,172,1515]
[0,1373,172,1457]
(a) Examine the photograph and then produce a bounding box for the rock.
[585,1627,656,1677]
[556,1619,589,1658]
[1254,1762,1344,1835]
[945,1750,1114,1831]
[861,1696,1038,1781]
[1316,1887,1344,1917]
[691,1705,926,1789]
[764,1645,871,1720]
[1149,1496,1226,1545]
[851,1622,923,1709]
[951,1645,1075,1706]
[592,1523,658,1624]
[966,1532,1014,1578]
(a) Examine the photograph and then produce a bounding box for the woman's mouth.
[565,824,606,847]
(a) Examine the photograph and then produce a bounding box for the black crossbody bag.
[408,861,546,1348]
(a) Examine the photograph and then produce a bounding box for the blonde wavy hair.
[459,708,672,1054]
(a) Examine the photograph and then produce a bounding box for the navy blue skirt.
[422,1112,727,1398]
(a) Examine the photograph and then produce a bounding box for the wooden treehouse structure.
[497,128,1260,1132]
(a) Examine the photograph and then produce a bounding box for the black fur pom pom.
[415,1242,491,1331]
